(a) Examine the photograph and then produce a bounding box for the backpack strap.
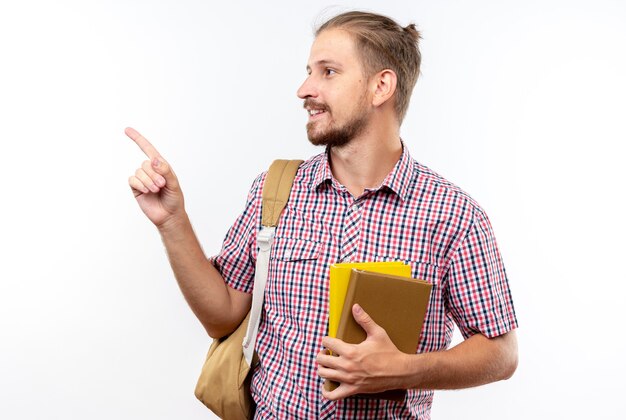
[243,159,303,365]
[262,159,303,227]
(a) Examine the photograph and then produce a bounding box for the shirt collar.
[310,140,415,203]
[310,146,334,190]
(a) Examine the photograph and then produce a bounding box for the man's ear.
[371,69,397,108]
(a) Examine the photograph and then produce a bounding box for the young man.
[127,11,518,419]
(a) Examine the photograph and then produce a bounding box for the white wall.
[1,0,624,418]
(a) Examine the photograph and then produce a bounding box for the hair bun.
[404,23,422,42]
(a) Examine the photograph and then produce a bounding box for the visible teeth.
[309,109,324,116]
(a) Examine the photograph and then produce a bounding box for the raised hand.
[126,127,185,228]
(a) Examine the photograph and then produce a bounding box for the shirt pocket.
[271,237,322,262]
[373,254,448,353]
[372,254,442,285]
[267,236,325,316]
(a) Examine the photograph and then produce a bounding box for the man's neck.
[328,126,403,199]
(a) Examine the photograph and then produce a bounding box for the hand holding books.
[319,264,432,400]
[318,302,412,400]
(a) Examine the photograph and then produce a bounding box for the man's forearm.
[399,330,518,390]
[157,213,250,338]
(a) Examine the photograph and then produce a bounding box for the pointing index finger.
[125,127,161,160]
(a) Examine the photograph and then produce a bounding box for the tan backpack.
[194,159,303,419]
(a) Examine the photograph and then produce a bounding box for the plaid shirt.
[210,143,517,419]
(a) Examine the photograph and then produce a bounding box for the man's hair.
[316,11,422,124]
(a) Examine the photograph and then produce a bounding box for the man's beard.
[305,97,370,148]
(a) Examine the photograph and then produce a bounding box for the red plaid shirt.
[210,143,517,419]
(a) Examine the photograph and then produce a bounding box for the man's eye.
[325,68,336,76]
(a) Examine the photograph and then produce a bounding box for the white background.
[1,0,625,419]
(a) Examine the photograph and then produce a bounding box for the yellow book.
[328,261,411,338]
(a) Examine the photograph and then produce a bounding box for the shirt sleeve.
[208,172,265,294]
[445,208,518,339]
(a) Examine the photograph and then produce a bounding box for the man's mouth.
[308,109,326,117]
[304,100,329,120]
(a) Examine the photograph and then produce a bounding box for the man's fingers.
[128,175,150,196]
[125,127,179,189]
[150,156,179,190]
[125,127,162,160]
[321,382,354,401]
[141,160,167,187]
[318,366,343,382]
[136,168,162,193]
[317,351,342,370]
[322,336,354,357]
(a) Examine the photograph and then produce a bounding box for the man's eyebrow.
[306,60,343,72]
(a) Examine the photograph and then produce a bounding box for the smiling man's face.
[297,28,373,148]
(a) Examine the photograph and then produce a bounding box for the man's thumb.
[152,157,165,170]
[353,304,380,337]
[151,157,179,189]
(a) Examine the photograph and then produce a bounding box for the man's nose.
[297,76,317,99]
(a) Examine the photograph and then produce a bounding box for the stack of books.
[326,262,432,400]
